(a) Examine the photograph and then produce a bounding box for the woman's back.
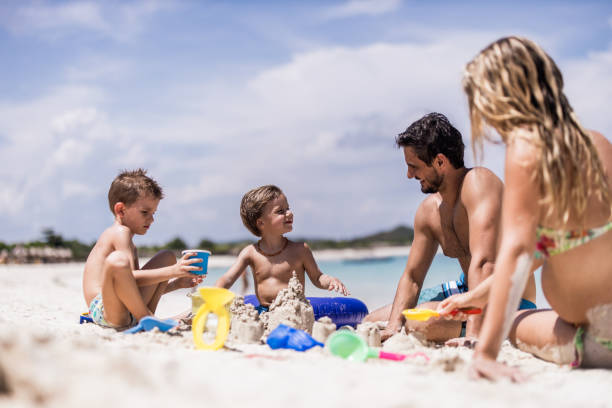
[540,131,612,323]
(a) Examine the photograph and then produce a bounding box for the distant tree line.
[0,225,414,263]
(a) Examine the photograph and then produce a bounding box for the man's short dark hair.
[395,113,465,168]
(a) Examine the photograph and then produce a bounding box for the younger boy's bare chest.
[250,254,304,281]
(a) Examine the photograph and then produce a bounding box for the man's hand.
[380,324,401,342]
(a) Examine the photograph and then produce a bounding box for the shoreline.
[209,245,411,268]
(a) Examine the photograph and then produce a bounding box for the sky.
[1,0,611,246]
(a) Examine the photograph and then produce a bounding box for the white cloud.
[324,0,402,19]
[564,43,612,139]
[64,57,132,82]
[62,180,97,199]
[4,0,175,42]
[2,19,611,244]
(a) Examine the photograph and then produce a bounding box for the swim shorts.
[417,273,537,336]
[88,293,135,329]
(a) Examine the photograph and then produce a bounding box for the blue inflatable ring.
[243,294,368,328]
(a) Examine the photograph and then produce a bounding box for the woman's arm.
[460,168,504,336]
[471,139,541,380]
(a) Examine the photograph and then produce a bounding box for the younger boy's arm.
[215,246,251,289]
[302,243,350,296]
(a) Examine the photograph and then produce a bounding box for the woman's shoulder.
[588,130,612,165]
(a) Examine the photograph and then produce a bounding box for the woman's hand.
[469,353,528,382]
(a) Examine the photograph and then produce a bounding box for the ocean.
[200,253,548,314]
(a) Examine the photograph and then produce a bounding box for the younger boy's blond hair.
[240,185,283,236]
[108,168,164,214]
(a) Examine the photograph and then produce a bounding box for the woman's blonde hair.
[463,36,609,224]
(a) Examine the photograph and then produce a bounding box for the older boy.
[83,169,203,329]
[215,185,349,310]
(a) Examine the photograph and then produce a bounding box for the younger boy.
[83,169,204,329]
[215,185,349,311]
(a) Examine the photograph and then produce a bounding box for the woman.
[453,36,612,381]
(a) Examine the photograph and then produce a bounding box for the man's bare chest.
[435,203,470,258]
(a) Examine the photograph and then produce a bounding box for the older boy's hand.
[176,275,205,289]
[175,252,204,276]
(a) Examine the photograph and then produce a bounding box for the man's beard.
[420,173,443,194]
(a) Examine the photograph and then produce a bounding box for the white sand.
[1,261,612,408]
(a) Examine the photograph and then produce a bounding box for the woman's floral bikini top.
[534,220,612,259]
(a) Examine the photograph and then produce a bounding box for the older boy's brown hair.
[240,185,283,236]
[108,169,164,214]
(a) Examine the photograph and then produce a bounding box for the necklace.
[256,237,288,257]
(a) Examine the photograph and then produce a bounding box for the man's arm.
[461,168,504,337]
[215,246,251,289]
[381,202,439,340]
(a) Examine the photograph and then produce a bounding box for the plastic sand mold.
[192,287,235,350]
[326,330,428,362]
[266,324,323,352]
[124,316,178,334]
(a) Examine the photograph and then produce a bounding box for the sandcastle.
[228,272,315,343]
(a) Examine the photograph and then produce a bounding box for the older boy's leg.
[101,251,151,326]
[140,250,176,313]
[405,301,462,342]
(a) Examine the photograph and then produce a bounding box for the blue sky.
[1,0,611,246]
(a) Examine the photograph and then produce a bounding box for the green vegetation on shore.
[0,225,414,262]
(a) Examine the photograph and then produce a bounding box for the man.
[364,113,536,344]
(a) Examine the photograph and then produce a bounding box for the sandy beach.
[1,252,612,408]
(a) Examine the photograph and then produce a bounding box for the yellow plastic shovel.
[402,307,482,322]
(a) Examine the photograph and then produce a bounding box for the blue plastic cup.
[181,249,211,275]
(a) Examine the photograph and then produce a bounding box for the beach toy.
[192,287,235,350]
[181,249,211,275]
[124,316,178,334]
[266,324,324,352]
[327,330,423,362]
[244,295,369,328]
[401,307,482,322]
[79,312,93,324]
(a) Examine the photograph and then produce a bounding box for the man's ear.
[434,153,446,169]
[114,202,126,217]
[256,217,264,229]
